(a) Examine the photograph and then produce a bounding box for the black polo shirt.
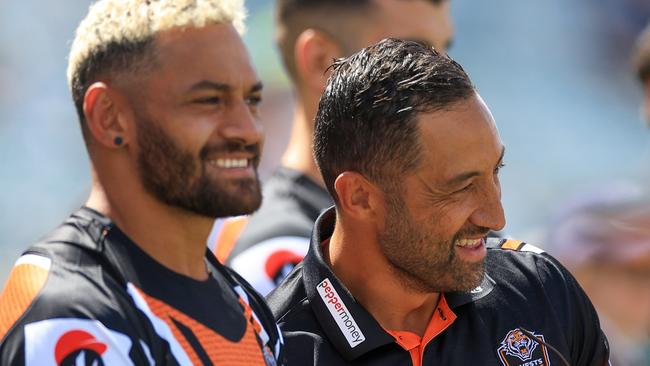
[267,207,610,366]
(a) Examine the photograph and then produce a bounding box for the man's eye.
[246,95,262,106]
[494,162,506,174]
[195,96,221,104]
[456,184,473,194]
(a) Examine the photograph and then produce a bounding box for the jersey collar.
[301,206,495,361]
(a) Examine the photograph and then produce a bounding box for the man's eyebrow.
[187,80,264,93]
[188,80,231,92]
[444,146,506,187]
[249,82,263,93]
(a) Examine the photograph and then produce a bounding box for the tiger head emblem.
[501,329,538,361]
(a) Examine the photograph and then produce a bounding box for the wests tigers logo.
[497,328,551,366]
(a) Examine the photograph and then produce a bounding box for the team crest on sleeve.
[497,328,551,366]
[24,318,135,366]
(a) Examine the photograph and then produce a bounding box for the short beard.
[378,191,486,294]
[135,114,262,218]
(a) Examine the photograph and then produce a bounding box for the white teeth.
[213,158,248,168]
[455,238,482,248]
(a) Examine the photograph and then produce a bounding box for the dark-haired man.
[0,1,283,365]
[216,0,454,296]
[267,38,610,366]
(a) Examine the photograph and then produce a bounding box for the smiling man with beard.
[267,39,610,366]
[0,1,284,365]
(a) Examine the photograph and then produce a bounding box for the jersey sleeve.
[536,252,610,366]
[229,236,310,296]
[0,253,153,366]
[3,317,143,365]
[0,254,51,364]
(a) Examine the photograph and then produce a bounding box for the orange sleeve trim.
[0,263,50,339]
[500,239,525,251]
[213,217,249,263]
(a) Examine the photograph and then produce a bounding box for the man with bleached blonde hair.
[0,1,284,365]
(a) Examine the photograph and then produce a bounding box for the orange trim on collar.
[386,295,457,366]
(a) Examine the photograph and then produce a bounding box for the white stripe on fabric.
[15,254,51,270]
[520,243,545,254]
[126,283,193,365]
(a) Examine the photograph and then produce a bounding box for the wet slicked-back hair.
[634,22,650,83]
[275,0,445,82]
[314,38,474,201]
[68,0,246,130]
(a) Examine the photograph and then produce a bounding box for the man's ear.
[334,172,383,221]
[83,82,130,149]
[294,29,342,92]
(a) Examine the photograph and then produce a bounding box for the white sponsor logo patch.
[24,318,135,366]
[317,278,365,348]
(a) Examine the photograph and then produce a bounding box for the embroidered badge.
[497,328,551,366]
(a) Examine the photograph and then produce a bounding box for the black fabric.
[267,207,610,366]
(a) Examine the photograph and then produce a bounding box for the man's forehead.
[154,22,244,57]
[151,23,260,90]
[415,99,502,181]
[368,0,452,51]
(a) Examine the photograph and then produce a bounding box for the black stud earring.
[114,136,123,146]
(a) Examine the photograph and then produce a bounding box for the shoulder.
[485,237,568,281]
[483,237,595,316]
[266,263,311,325]
[238,197,315,248]
[236,168,331,250]
[0,248,140,365]
[266,265,333,363]
[485,238,611,365]
[1,241,130,327]
[230,236,310,274]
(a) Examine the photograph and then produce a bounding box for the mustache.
[199,140,261,160]
[454,226,491,240]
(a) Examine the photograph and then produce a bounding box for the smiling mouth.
[207,158,252,168]
[454,238,483,249]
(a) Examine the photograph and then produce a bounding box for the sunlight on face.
[378,94,506,293]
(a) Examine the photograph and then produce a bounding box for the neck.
[86,170,212,280]
[326,217,440,336]
[281,94,324,186]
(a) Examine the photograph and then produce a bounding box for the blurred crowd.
[1,0,650,364]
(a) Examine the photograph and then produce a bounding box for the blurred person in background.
[533,24,650,365]
[635,21,650,123]
[545,185,650,366]
[213,0,454,296]
[0,1,284,365]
